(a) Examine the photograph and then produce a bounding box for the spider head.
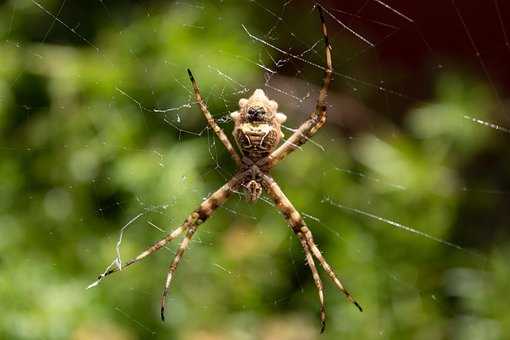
[247,106,265,122]
[231,89,288,159]
[231,89,287,125]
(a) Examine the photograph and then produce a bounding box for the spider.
[91,6,361,332]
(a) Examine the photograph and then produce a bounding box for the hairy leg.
[187,69,242,166]
[160,225,198,320]
[90,173,244,287]
[262,174,362,318]
[300,224,362,312]
[297,232,327,332]
[263,5,332,169]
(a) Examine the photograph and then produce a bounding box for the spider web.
[2,0,510,339]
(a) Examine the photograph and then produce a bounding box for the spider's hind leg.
[158,172,246,321]
[300,224,363,312]
[90,173,244,302]
[88,224,186,288]
[262,174,362,325]
[160,224,199,321]
[297,232,327,332]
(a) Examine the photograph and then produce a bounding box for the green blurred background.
[1,0,510,339]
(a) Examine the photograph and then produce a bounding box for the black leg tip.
[316,4,325,22]
[320,321,326,334]
[187,68,194,80]
[160,308,166,322]
[354,301,363,312]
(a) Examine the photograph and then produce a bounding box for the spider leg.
[262,5,332,169]
[297,231,327,332]
[300,222,363,312]
[91,173,244,287]
[90,225,186,285]
[187,69,242,166]
[262,174,362,319]
[160,224,198,321]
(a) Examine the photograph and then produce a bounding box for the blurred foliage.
[1,1,509,340]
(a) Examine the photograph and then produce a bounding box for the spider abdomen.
[235,123,281,160]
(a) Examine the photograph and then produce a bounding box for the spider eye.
[247,106,265,117]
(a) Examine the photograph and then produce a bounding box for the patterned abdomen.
[234,123,281,160]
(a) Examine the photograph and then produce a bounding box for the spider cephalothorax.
[231,89,287,161]
[230,89,286,201]
[92,7,361,333]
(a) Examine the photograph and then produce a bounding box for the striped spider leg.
[263,174,362,332]
[90,172,246,321]
[159,173,245,320]
[259,4,333,170]
[188,69,242,167]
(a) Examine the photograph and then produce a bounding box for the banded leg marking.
[298,232,327,332]
[265,5,332,168]
[92,173,244,287]
[262,174,362,320]
[160,225,198,320]
[187,69,242,166]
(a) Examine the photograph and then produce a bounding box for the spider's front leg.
[187,69,242,166]
[262,174,362,331]
[262,5,332,169]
